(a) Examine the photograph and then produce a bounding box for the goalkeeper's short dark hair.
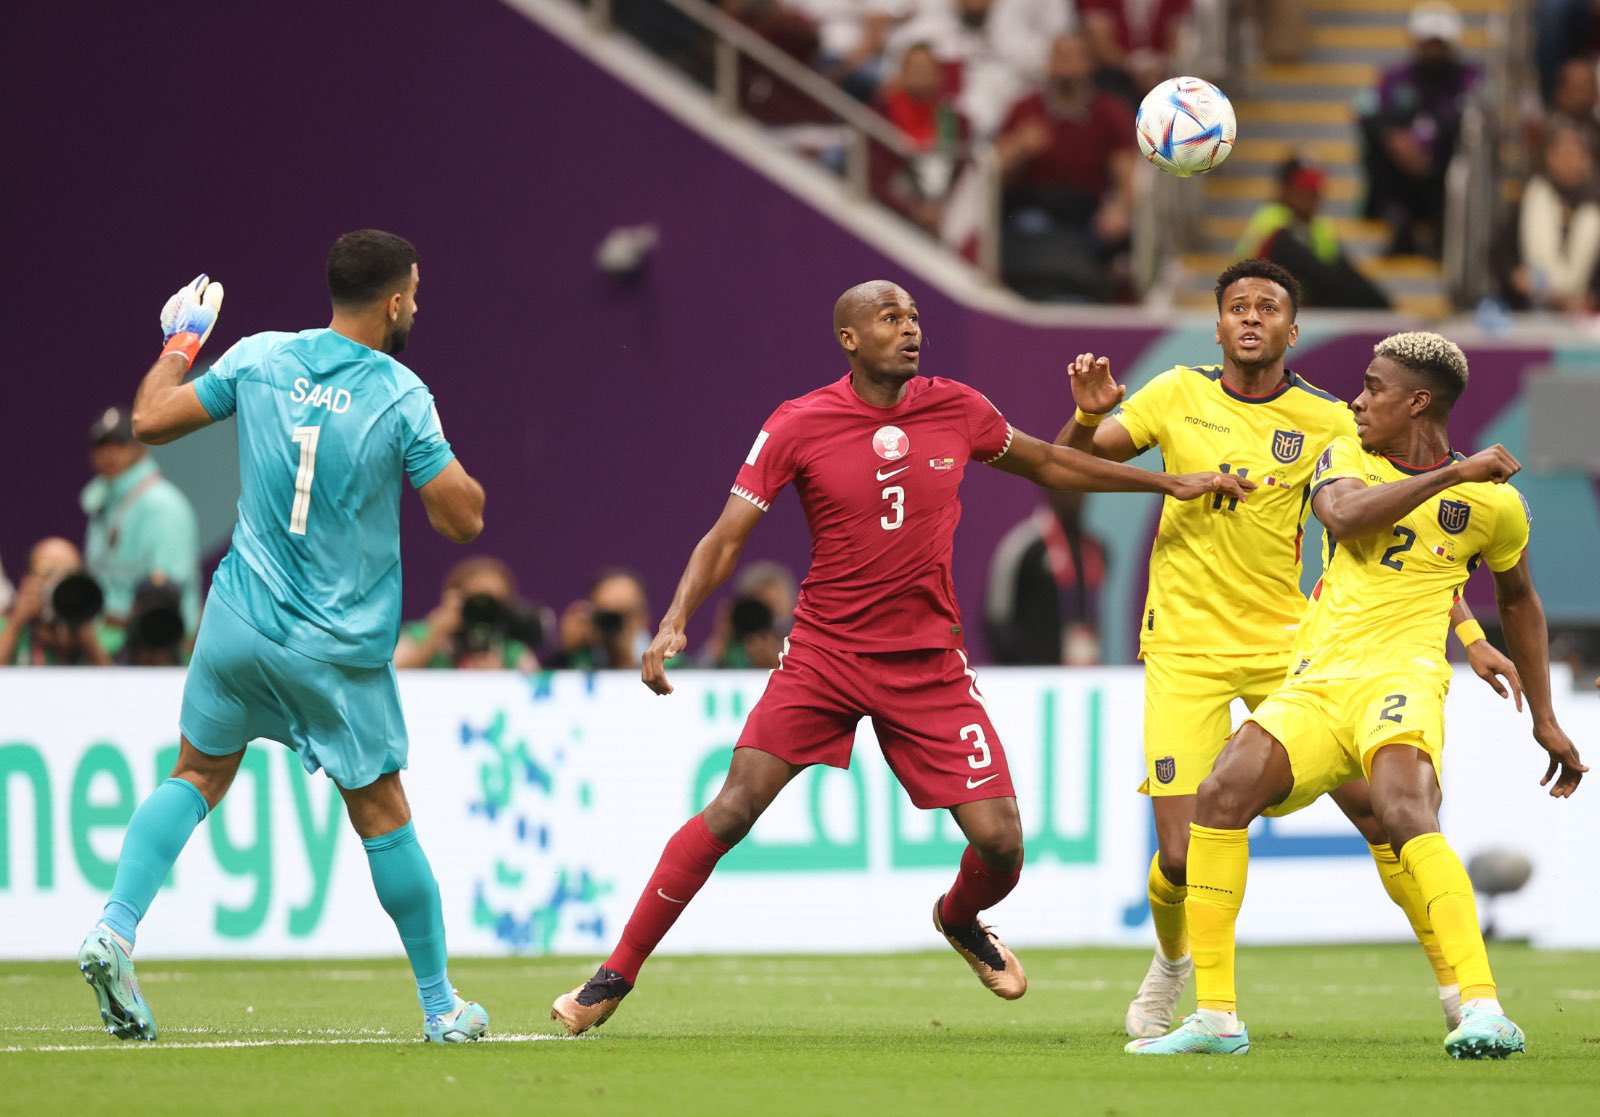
[327,229,418,308]
[1214,258,1301,321]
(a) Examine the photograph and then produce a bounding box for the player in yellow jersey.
[1126,331,1586,1059]
[1058,260,1521,1037]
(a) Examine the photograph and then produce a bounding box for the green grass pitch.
[5,945,1599,1114]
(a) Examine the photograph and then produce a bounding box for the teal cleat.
[77,925,156,1042]
[1444,1007,1525,1060]
[1125,1012,1250,1055]
[423,993,490,1043]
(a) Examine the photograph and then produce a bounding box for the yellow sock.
[1148,853,1189,961]
[1368,843,1457,988]
[1399,833,1496,1001]
[1186,824,1249,1012]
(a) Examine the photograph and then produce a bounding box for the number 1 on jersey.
[289,426,321,536]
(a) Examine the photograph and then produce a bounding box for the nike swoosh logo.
[876,466,910,481]
[656,889,686,904]
[966,774,999,789]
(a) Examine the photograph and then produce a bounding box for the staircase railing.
[1443,5,1531,308]
[577,0,998,271]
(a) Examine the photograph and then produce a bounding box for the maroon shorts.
[735,634,1014,810]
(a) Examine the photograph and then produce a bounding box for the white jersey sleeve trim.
[731,485,771,512]
[978,424,1015,465]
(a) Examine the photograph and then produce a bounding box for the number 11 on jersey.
[290,426,321,536]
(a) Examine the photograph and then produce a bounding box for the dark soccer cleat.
[551,966,633,1035]
[933,894,1027,1000]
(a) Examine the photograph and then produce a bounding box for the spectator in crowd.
[81,406,200,635]
[873,42,970,229]
[1504,126,1600,313]
[1077,0,1191,96]
[1536,0,1600,103]
[395,556,541,670]
[994,31,1136,301]
[0,537,113,667]
[698,560,798,667]
[984,490,1106,665]
[551,567,655,669]
[886,0,1074,138]
[1536,55,1600,152]
[1236,159,1392,309]
[792,0,913,101]
[0,552,12,613]
[1357,2,1481,257]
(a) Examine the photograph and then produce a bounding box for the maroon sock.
[940,844,1022,927]
[604,813,733,984]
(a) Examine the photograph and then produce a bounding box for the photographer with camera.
[550,567,657,670]
[0,537,114,666]
[82,406,200,635]
[699,561,797,669]
[395,556,541,670]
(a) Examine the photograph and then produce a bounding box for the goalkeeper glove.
[158,274,225,368]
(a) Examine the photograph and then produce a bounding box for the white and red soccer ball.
[1136,76,1236,178]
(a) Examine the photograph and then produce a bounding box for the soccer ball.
[1135,77,1236,178]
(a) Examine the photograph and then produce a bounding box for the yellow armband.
[1455,619,1486,647]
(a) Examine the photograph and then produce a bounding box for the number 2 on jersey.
[289,426,321,536]
[881,485,905,530]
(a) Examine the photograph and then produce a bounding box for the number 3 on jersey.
[881,485,905,530]
[289,426,321,536]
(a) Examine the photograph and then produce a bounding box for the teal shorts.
[180,596,408,789]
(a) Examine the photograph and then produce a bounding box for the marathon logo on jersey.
[1272,429,1305,464]
[1154,756,1176,785]
[1438,499,1471,535]
[928,457,955,471]
[873,425,909,461]
[1292,657,1311,676]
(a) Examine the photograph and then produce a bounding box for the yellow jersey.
[1290,435,1531,680]
[1116,364,1357,658]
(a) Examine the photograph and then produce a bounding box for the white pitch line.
[1,1032,583,1054]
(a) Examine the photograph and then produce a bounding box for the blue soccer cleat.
[1444,1007,1525,1060]
[423,993,490,1043]
[1125,1012,1250,1055]
[78,925,156,1042]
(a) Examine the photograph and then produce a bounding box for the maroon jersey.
[733,373,1013,653]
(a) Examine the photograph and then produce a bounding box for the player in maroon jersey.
[551,281,1253,1034]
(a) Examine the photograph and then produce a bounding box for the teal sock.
[100,777,210,950]
[362,820,453,1015]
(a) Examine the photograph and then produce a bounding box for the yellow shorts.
[1249,669,1449,817]
[1141,652,1292,796]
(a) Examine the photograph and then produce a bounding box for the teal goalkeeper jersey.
[193,328,455,667]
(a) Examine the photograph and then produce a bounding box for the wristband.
[1074,407,1110,427]
[1455,619,1486,647]
[160,332,201,368]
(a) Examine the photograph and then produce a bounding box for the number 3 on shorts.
[961,723,991,769]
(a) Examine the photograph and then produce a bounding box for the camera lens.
[593,610,626,638]
[50,573,104,626]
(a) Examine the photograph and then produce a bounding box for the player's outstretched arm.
[1053,354,1138,461]
[418,461,485,543]
[132,275,226,445]
[642,495,764,696]
[1451,596,1523,710]
[989,429,1254,502]
[1491,554,1586,797]
[1314,445,1520,542]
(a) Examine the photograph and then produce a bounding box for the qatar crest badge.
[873,425,909,461]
